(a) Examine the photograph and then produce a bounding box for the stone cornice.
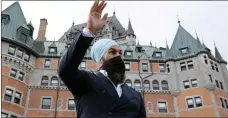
[1,53,35,75]
[28,86,68,90]
[170,90,180,97]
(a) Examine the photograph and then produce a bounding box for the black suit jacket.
[58,32,146,118]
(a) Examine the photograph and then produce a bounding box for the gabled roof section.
[169,24,202,58]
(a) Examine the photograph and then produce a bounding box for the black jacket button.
[108,112,112,115]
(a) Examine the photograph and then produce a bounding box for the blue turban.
[91,39,119,64]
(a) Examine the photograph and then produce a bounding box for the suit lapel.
[110,84,134,111]
[93,72,119,99]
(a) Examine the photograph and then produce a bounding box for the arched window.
[162,80,169,90]
[152,80,159,90]
[134,80,141,89]
[143,80,150,90]
[51,76,58,86]
[125,79,132,87]
[41,76,49,86]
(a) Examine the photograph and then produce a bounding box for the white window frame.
[185,96,203,109]
[125,63,130,71]
[4,86,23,105]
[14,91,22,105]
[191,79,197,87]
[44,59,51,68]
[16,49,23,59]
[8,45,16,55]
[80,61,86,69]
[68,98,75,110]
[183,80,190,89]
[142,63,148,72]
[157,101,168,113]
[41,97,52,109]
[18,71,24,81]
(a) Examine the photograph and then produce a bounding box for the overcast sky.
[2,1,228,62]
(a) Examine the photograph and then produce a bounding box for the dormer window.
[180,47,188,54]
[49,47,57,54]
[124,51,132,57]
[19,33,27,43]
[1,14,10,24]
[136,46,142,53]
[153,52,162,58]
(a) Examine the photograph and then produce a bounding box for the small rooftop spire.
[113,5,116,16]
[166,39,169,49]
[150,40,152,46]
[177,14,180,25]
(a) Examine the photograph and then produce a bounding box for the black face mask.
[100,56,126,85]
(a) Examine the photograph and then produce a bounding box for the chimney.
[37,18,48,40]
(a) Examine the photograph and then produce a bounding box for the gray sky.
[2,1,228,62]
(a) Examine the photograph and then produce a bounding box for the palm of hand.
[87,1,108,34]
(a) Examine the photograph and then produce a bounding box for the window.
[191,79,197,87]
[158,102,167,113]
[125,51,132,57]
[186,96,203,108]
[187,60,194,70]
[142,63,148,72]
[209,75,213,83]
[10,68,17,78]
[156,52,162,57]
[20,33,27,43]
[60,80,65,87]
[16,49,23,59]
[18,72,24,81]
[181,48,188,54]
[152,80,159,90]
[224,99,228,109]
[1,112,8,118]
[24,52,30,62]
[134,80,141,89]
[125,79,132,87]
[215,64,219,72]
[14,92,22,104]
[167,64,170,73]
[195,97,202,107]
[220,82,224,90]
[161,80,169,90]
[49,47,57,54]
[210,61,214,70]
[41,76,49,86]
[204,56,208,64]
[68,99,75,110]
[159,64,165,72]
[44,59,51,68]
[183,80,190,89]
[180,62,186,71]
[51,76,58,86]
[143,80,150,90]
[2,17,7,23]
[215,80,219,88]
[125,63,130,71]
[187,98,194,108]
[8,46,16,55]
[220,98,225,108]
[80,61,86,69]
[4,88,13,101]
[41,98,51,109]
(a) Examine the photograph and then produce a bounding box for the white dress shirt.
[82,27,124,98]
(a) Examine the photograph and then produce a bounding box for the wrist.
[87,27,97,35]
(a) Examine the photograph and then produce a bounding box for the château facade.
[1,2,228,118]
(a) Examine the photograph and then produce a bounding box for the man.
[58,1,146,118]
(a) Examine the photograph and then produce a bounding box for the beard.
[100,56,126,85]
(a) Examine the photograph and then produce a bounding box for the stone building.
[1,2,228,118]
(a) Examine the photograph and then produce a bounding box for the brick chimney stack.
[37,18,48,40]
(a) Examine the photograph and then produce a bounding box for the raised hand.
[87,0,108,35]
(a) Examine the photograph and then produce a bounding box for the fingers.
[100,2,107,13]
[90,0,99,13]
[98,0,105,9]
[102,13,108,21]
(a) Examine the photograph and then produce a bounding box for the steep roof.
[215,44,225,62]
[168,24,202,58]
[1,2,35,49]
[58,15,126,41]
[127,19,134,35]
